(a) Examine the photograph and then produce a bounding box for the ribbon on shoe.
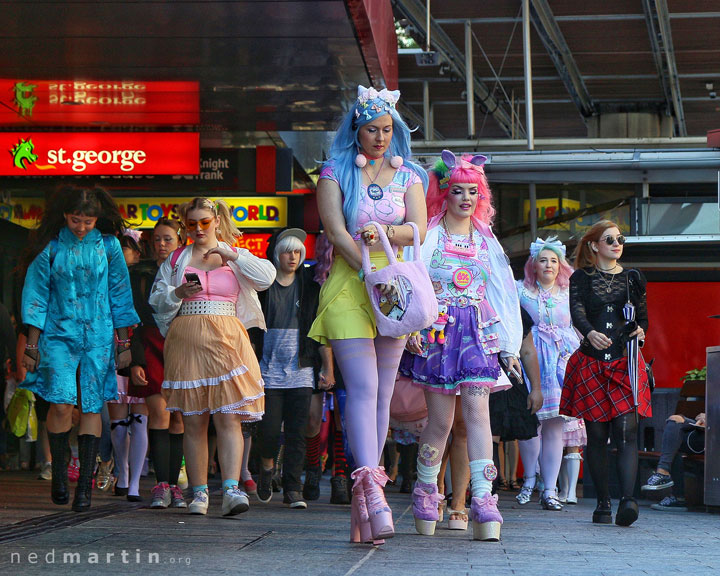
[470,493,503,524]
[413,484,445,520]
[351,466,392,488]
[360,221,439,338]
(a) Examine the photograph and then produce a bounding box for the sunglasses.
[599,234,626,246]
[185,218,214,231]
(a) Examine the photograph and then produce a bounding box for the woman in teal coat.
[20,187,139,512]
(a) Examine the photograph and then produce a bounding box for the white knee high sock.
[565,453,582,502]
[469,459,495,498]
[111,419,129,488]
[128,415,148,497]
[518,435,540,488]
[416,461,441,485]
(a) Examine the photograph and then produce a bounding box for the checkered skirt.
[560,350,651,422]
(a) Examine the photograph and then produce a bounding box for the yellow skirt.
[162,314,264,420]
[308,253,392,346]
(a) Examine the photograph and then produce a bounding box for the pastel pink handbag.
[360,220,438,338]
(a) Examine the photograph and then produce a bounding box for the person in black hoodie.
[252,228,333,509]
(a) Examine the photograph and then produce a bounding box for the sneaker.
[170,485,187,508]
[222,487,250,516]
[651,495,688,512]
[257,467,273,503]
[177,465,189,491]
[330,476,351,505]
[243,478,257,496]
[641,472,674,491]
[150,482,172,509]
[283,491,307,509]
[188,488,209,515]
[38,462,52,481]
[516,485,533,505]
[303,466,321,501]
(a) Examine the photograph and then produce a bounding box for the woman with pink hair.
[403,150,522,541]
[515,238,583,511]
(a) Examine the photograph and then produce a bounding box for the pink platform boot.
[355,466,394,540]
[470,493,503,541]
[349,471,373,544]
[412,481,445,536]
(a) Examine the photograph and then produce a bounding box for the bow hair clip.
[529,236,566,260]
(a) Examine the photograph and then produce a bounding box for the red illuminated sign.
[1,132,199,176]
[0,80,199,126]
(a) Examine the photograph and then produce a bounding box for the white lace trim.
[162,366,258,390]
[164,391,265,419]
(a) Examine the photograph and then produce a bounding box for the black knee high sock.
[149,429,170,484]
[610,413,639,499]
[169,432,184,486]
[584,420,611,501]
[492,441,501,491]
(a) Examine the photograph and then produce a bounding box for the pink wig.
[426,150,495,225]
[313,231,334,286]
[522,237,574,289]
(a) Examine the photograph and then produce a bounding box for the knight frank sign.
[1,132,199,176]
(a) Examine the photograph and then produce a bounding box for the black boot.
[47,430,71,505]
[592,497,612,524]
[615,497,639,527]
[72,434,100,512]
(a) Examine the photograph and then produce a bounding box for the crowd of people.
[3,84,672,545]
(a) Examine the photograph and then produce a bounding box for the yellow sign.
[523,198,580,230]
[1,196,287,229]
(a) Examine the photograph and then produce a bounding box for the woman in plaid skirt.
[560,220,650,527]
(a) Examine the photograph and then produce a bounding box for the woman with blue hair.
[309,85,428,544]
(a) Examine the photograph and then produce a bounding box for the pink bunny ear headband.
[437,149,487,190]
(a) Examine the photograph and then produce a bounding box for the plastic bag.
[6,388,38,441]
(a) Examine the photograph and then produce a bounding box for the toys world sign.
[1,132,199,176]
[0,197,287,229]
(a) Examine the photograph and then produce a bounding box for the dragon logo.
[12,82,37,117]
[10,138,38,169]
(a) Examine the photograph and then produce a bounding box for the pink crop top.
[320,162,421,239]
[184,265,240,303]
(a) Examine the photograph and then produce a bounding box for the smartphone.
[501,357,522,381]
[184,272,201,286]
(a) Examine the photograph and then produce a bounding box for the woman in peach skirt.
[150,197,275,516]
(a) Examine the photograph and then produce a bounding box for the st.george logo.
[12,82,37,118]
[10,138,37,169]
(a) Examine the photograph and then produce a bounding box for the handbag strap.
[360,221,421,275]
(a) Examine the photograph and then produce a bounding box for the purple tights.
[330,337,406,467]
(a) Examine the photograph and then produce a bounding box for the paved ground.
[1,470,719,575]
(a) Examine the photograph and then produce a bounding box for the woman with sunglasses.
[150,198,275,516]
[560,220,650,527]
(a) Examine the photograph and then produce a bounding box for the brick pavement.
[1,470,719,575]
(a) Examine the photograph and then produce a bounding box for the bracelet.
[25,343,39,350]
[116,339,131,345]
[386,224,395,240]
[358,269,365,281]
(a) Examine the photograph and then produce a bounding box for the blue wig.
[323,89,429,232]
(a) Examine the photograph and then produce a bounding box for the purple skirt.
[402,305,501,394]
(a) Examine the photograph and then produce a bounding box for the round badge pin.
[452,267,473,289]
[367,183,383,200]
